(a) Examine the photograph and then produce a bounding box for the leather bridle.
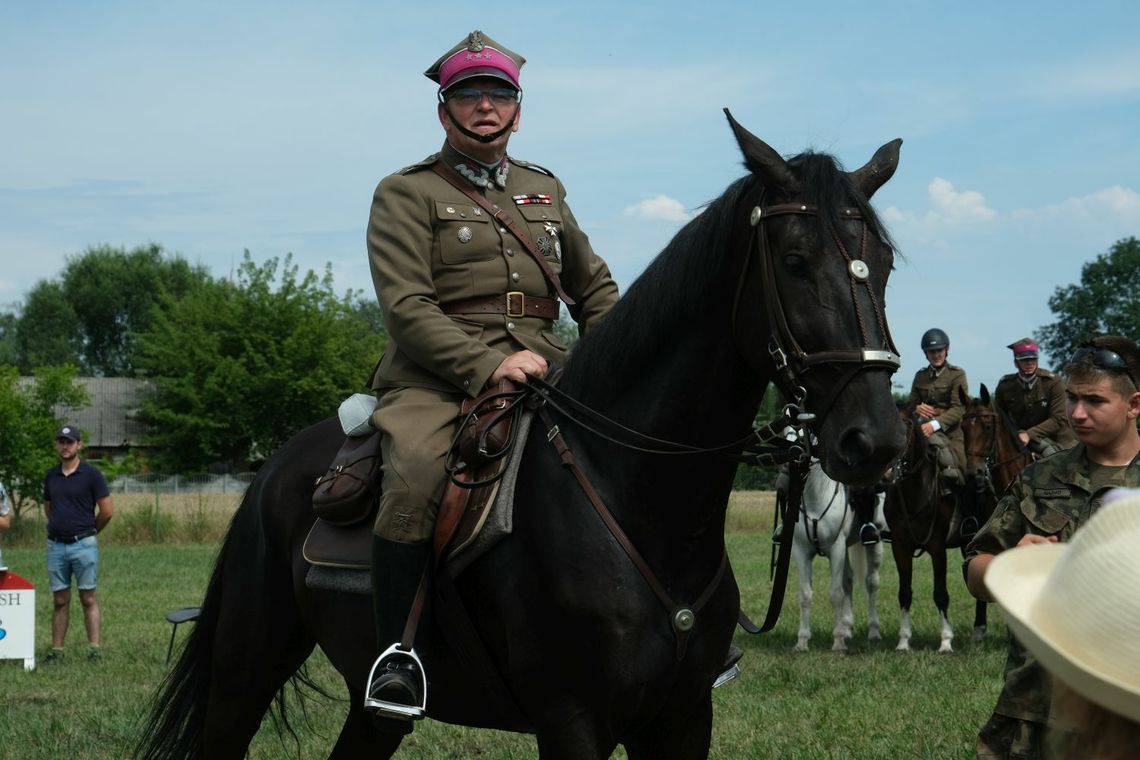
[735,192,901,423]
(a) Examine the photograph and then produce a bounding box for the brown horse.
[959,383,1032,641]
[882,406,964,653]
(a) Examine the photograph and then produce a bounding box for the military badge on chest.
[536,221,561,260]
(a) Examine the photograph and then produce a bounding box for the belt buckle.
[506,291,525,318]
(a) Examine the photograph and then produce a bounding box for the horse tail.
[134,420,332,760]
[133,498,249,759]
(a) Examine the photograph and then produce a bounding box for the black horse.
[883,406,966,653]
[136,113,906,759]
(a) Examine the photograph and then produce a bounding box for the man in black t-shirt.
[42,424,113,663]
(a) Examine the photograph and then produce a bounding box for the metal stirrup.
[363,644,428,720]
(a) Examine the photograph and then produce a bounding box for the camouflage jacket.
[964,444,1140,722]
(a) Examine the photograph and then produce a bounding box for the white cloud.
[622,195,694,222]
[883,177,996,231]
[1013,185,1140,222]
[927,177,997,222]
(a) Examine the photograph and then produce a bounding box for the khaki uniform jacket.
[906,364,969,446]
[368,142,619,397]
[992,369,1076,449]
[964,445,1140,722]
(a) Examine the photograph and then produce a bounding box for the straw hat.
[985,494,1140,722]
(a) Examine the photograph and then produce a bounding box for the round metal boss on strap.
[673,608,696,632]
[849,260,869,281]
[750,206,762,226]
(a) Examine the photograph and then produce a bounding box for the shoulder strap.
[431,162,577,310]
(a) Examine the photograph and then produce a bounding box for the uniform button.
[499,227,507,234]
[506,248,514,256]
[463,379,470,388]
[511,272,520,282]
[507,322,516,330]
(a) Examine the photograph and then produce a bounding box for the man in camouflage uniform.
[906,328,969,500]
[993,337,1076,458]
[964,335,1140,759]
[362,31,619,729]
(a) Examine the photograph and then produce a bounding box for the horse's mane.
[560,148,896,396]
[559,175,754,394]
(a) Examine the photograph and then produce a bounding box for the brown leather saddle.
[302,380,529,579]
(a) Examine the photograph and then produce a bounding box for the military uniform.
[906,363,969,470]
[993,369,1076,452]
[367,141,619,542]
[964,444,1140,757]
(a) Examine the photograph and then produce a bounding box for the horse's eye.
[783,254,808,276]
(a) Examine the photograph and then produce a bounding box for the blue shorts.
[47,536,99,592]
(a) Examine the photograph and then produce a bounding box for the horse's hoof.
[938,642,954,654]
[868,629,882,641]
[895,641,910,652]
[971,626,986,643]
[793,641,809,652]
[832,640,847,652]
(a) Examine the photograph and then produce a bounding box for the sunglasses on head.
[1070,346,1138,386]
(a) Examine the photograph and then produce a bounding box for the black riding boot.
[365,536,430,734]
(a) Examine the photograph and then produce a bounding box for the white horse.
[792,460,886,652]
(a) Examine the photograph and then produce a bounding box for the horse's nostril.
[838,429,874,467]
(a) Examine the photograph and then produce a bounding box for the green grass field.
[0,493,1005,758]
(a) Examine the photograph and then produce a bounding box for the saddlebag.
[312,430,381,525]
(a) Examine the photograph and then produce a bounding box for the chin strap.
[440,97,519,143]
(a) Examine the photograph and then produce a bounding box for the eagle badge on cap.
[466,30,485,52]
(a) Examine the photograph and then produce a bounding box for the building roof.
[19,377,153,447]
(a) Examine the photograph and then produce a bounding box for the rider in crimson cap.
[993,337,1076,457]
[361,29,619,732]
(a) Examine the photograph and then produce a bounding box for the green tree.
[0,365,89,518]
[134,252,387,471]
[1038,237,1140,367]
[13,243,210,375]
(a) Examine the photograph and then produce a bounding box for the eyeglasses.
[1070,346,1137,386]
[445,87,520,108]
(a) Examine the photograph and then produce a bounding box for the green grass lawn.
[0,494,1005,759]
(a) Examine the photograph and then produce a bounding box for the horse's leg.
[793,541,813,652]
[624,692,712,760]
[329,685,403,760]
[972,599,988,643]
[932,547,954,653]
[202,578,318,758]
[891,541,914,652]
[534,718,619,760]
[829,540,851,651]
[865,543,883,642]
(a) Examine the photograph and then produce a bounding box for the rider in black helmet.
[907,328,974,535]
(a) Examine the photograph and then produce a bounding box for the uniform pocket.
[1020,494,1072,537]
[519,205,565,263]
[436,201,494,264]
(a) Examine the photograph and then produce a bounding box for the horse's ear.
[849,138,903,199]
[723,108,799,194]
[980,384,990,405]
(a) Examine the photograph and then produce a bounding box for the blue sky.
[3,2,1139,393]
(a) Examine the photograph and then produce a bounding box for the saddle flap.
[303,517,373,570]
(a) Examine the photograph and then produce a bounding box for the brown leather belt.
[441,292,559,320]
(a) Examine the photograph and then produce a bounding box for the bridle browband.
[735,193,902,422]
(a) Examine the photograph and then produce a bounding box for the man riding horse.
[993,337,1076,458]
[906,328,974,535]
[363,30,619,731]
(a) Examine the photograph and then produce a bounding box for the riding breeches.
[370,386,464,544]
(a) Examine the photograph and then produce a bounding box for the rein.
[508,376,812,653]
